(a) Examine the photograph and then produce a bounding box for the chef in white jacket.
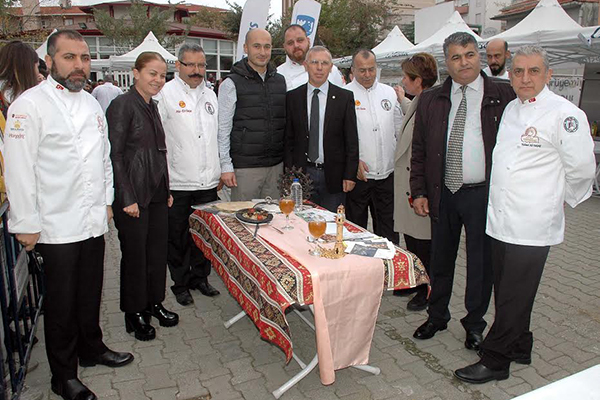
[455,45,596,385]
[155,43,221,307]
[277,24,344,91]
[344,49,402,242]
[4,30,133,400]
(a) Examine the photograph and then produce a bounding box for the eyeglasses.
[308,60,332,67]
[179,61,207,69]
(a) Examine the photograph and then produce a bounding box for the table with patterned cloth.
[189,207,429,391]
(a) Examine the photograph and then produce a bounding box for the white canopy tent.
[482,0,600,67]
[366,12,482,69]
[109,31,178,71]
[35,29,57,59]
[334,25,414,67]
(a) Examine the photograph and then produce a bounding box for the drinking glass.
[279,197,295,230]
[308,216,327,256]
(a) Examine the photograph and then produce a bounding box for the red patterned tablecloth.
[190,209,429,362]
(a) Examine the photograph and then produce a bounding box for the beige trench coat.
[393,96,431,240]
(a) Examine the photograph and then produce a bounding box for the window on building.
[203,39,217,54]
[41,19,49,28]
[85,37,98,59]
[65,18,74,26]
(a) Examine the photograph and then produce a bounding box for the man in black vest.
[218,29,287,201]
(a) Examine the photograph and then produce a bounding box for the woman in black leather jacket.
[107,52,178,341]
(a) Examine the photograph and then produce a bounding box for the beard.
[288,47,308,64]
[489,61,506,76]
[50,63,88,92]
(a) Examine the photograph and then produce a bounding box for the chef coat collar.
[518,85,550,105]
[175,74,205,93]
[355,80,378,92]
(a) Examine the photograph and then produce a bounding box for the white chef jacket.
[483,66,510,80]
[92,82,123,113]
[4,76,114,244]
[345,80,402,180]
[277,58,345,91]
[486,86,595,246]
[155,76,220,191]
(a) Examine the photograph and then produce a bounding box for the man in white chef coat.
[4,30,133,400]
[344,49,402,242]
[277,24,344,91]
[155,43,221,307]
[454,45,596,384]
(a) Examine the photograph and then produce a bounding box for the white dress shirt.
[155,76,220,191]
[487,86,595,246]
[307,81,328,164]
[345,80,402,180]
[278,58,344,91]
[92,82,123,113]
[4,76,114,244]
[447,75,486,184]
[483,66,510,80]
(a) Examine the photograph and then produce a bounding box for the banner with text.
[291,0,321,49]
[236,0,271,62]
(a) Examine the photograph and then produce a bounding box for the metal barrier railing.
[0,201,45,400]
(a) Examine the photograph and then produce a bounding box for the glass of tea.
[308,216,326,256]
[279,197,295,230]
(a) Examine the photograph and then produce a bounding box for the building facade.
[491,0,600,29]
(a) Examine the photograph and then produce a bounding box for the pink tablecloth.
[189,209,429,385]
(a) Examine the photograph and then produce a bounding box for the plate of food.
[235,208,274,225]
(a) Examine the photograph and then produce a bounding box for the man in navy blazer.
[284,46,359,212]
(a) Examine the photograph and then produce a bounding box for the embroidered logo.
[521,126,539,144]
[563,116,579,133]
[381,99,392,111]
[205,102,215,115]
[355,100,361,107]
[56,84,64,90]
[527,97,536,103]
[13,121,21,130]
[179,101,186,108]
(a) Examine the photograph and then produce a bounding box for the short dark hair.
[284,24,307,38]
[401,53,438,90]
[47,29,85,57]
[443,32,477,58]
[351,49,376,67]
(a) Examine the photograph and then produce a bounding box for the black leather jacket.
[107,86,169,208]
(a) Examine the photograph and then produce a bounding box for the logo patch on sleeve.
[563,116,579,133]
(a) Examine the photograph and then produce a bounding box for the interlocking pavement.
[24,196,600,399]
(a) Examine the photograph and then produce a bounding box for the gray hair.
[443,32,478,57]
[103,73,114,81]
[178,43,205,60]
[513,45,549,70]
[306,45,332,62]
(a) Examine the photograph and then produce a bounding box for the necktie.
[308,88,320,162]
[445,85,467,194]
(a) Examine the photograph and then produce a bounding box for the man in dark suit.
[410,32,515,350]
[284,45,359,212]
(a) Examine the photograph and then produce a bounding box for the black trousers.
[346,174,396,242]
[427,185,493,333]
[37,237,108,380]
[167,188,218,295]
[306,166,346,213]
[481,238,549,370]
[404,234,432,295]
[114,195,168,313]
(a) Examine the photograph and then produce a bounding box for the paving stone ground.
[24,196,600,399]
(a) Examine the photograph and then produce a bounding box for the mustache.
[188,73,204,79]
[68,69,86,79]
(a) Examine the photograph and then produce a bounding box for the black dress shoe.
[393,287,416,297]
[79,349,134,368]
[145,303,179,327]
[51,377,97,400]
[176,290,194,306]
[413,320,447,340]
[454,361,509,384]
[193,281,220,297]
[465,330,484,350]
[125,312,156,341]
[407,290,428,311]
